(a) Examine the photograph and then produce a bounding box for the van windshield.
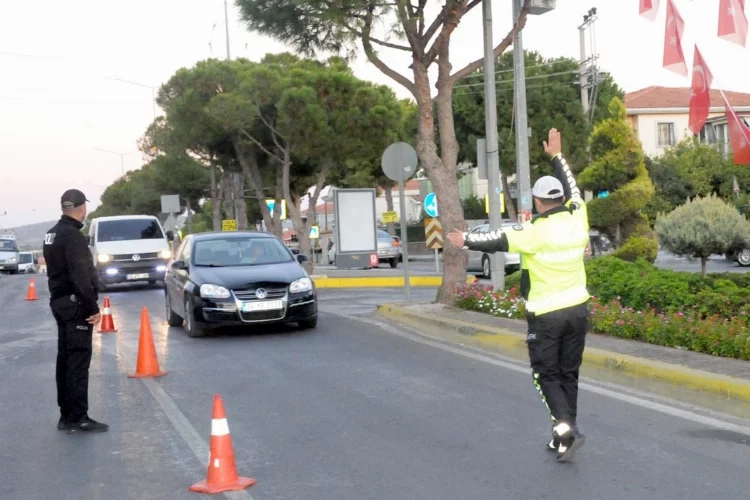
[19,253,33,264]
[0,240,17,252]
[97,219,164,242]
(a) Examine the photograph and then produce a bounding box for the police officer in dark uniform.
[44,189,109,433]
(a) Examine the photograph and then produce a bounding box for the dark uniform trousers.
[51,296,93,423]
[526,301,589,425]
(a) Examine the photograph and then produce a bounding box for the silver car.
[326,230,403,268]
[466,223,521,279]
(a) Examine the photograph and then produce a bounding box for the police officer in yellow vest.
[447,129,590,463]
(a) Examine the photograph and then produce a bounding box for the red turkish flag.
[640,0,661,21]
[718,0,748,47]
[688,46,714,135]
[723,95,750,165]
[663,0,687,76]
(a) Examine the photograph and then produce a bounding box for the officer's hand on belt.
[87,313,101,325]
[447,229,465,247]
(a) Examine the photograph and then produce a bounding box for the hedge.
[455,282,750,360]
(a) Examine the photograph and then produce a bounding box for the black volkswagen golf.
[164,231,318,337]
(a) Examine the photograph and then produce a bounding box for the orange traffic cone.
[128,307,167,378]
[189,394,256,494]
[24,277,38,301]
[98,296,118,333]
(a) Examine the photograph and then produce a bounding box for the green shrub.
[613,235,658,263]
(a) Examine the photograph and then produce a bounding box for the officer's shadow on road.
[678,428,750,446]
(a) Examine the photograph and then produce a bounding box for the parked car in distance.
[164,231,318,338]
[465,222,521,278]
[327,229,403,267]
[18,251,38,274]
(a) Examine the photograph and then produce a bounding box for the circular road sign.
[382,142,418,182]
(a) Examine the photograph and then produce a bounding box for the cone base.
[25,298,38,301]
[189,476,256,494]
[128,371,167,379]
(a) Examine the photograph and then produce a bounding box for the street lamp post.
[105,77,158,121]
[93,148,140,176]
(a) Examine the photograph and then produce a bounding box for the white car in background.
[465,222,521,279]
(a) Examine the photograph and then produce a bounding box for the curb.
[313,276,475,288]
[376,303,750,406]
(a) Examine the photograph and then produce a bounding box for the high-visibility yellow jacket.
[463,154,590,316]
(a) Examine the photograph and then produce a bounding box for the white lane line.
[320,307,750,437]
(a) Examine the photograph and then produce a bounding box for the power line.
[454,80,581,97]
[454,70,581,89]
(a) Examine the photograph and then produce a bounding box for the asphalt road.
[0,273,749,499]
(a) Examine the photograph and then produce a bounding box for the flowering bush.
[454,284,750,360]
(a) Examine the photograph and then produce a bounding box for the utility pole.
[224,0,231,61]
[578,8,598,120]
[512,0,532,224]
[482,0,505,290]
[578,24,590,117]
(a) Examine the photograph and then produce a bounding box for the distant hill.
[0,220,57,250]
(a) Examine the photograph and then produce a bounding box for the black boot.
[553,422,585,463]
[66,416,109,433]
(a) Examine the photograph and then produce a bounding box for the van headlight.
[97,253,112,263]
[200,284,231,299]
[8,257,17,264]
[290,277,313,293]
[158,249,172,259]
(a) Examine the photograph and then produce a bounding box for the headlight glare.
[159,249,172,259]
[200,284,231,299]
[290,277,313,293]
[97,253,111,263]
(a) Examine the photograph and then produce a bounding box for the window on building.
[656,122,676,147]
[699,123,717,144]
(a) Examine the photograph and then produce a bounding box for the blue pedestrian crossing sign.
[309,225,320,239]
[424,192,438,217]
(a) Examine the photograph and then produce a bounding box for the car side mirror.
[297,254,309,264]
[34,258,38,265]
[87,235,93,246]
[171,260,187,270]
[166,231,174,242]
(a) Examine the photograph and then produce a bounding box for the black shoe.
[554,425,585,463]
[57,417,68,430]
[546,436,559,452]
[66,416,109,433]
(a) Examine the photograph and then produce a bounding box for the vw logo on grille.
[132,254,141,262]
[255,288,268,299]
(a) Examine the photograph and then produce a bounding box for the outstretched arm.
[543,128,581,204]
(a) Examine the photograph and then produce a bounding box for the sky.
[1,0,748,228]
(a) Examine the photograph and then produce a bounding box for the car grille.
[233,287,287,301]
[112,252,159,262]
[240,310,286,322]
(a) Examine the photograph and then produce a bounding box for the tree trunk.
[233,171,248,230]
[701,256,707,278]
[237,143,282,235]
[210,162,221,231]
[501,172,517,222]
[412,54,466,304]
[384,185,396,235]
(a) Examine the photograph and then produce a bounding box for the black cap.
[61,189,89,209]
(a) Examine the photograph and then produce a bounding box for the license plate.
[126,273,150,280]
[241,300,283,312]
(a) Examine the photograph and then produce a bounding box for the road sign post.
[382,142,418,301]
[424,217,443,275]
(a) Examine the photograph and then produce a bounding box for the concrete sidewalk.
[377,302,750,419]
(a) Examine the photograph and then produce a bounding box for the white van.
[0,235,20,274]
[18,251,38,274]
[87,215,175,288]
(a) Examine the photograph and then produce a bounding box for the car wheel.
[482,255,491,279]
[165,291,183,327]
[738,249,750,267]
[298,316,318,329]
[390,258,398,268]
[183,297,206,338]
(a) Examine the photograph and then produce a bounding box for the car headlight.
[97,253,112,263]
[158,249,172,259]
[200,284,231,299]
[8,257,17,264]
[290,277,313,293]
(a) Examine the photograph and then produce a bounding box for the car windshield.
[19,253,33,264]
[97,219,164,242]
[193,237,294,267]
[0,240,17,251]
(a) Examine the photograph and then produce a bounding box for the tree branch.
[423,5,447,44]
[361,8,416,94]
[341,21,412,52]
[424,1,465,65]
[239,129,282,164]
[449,0,532,83]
